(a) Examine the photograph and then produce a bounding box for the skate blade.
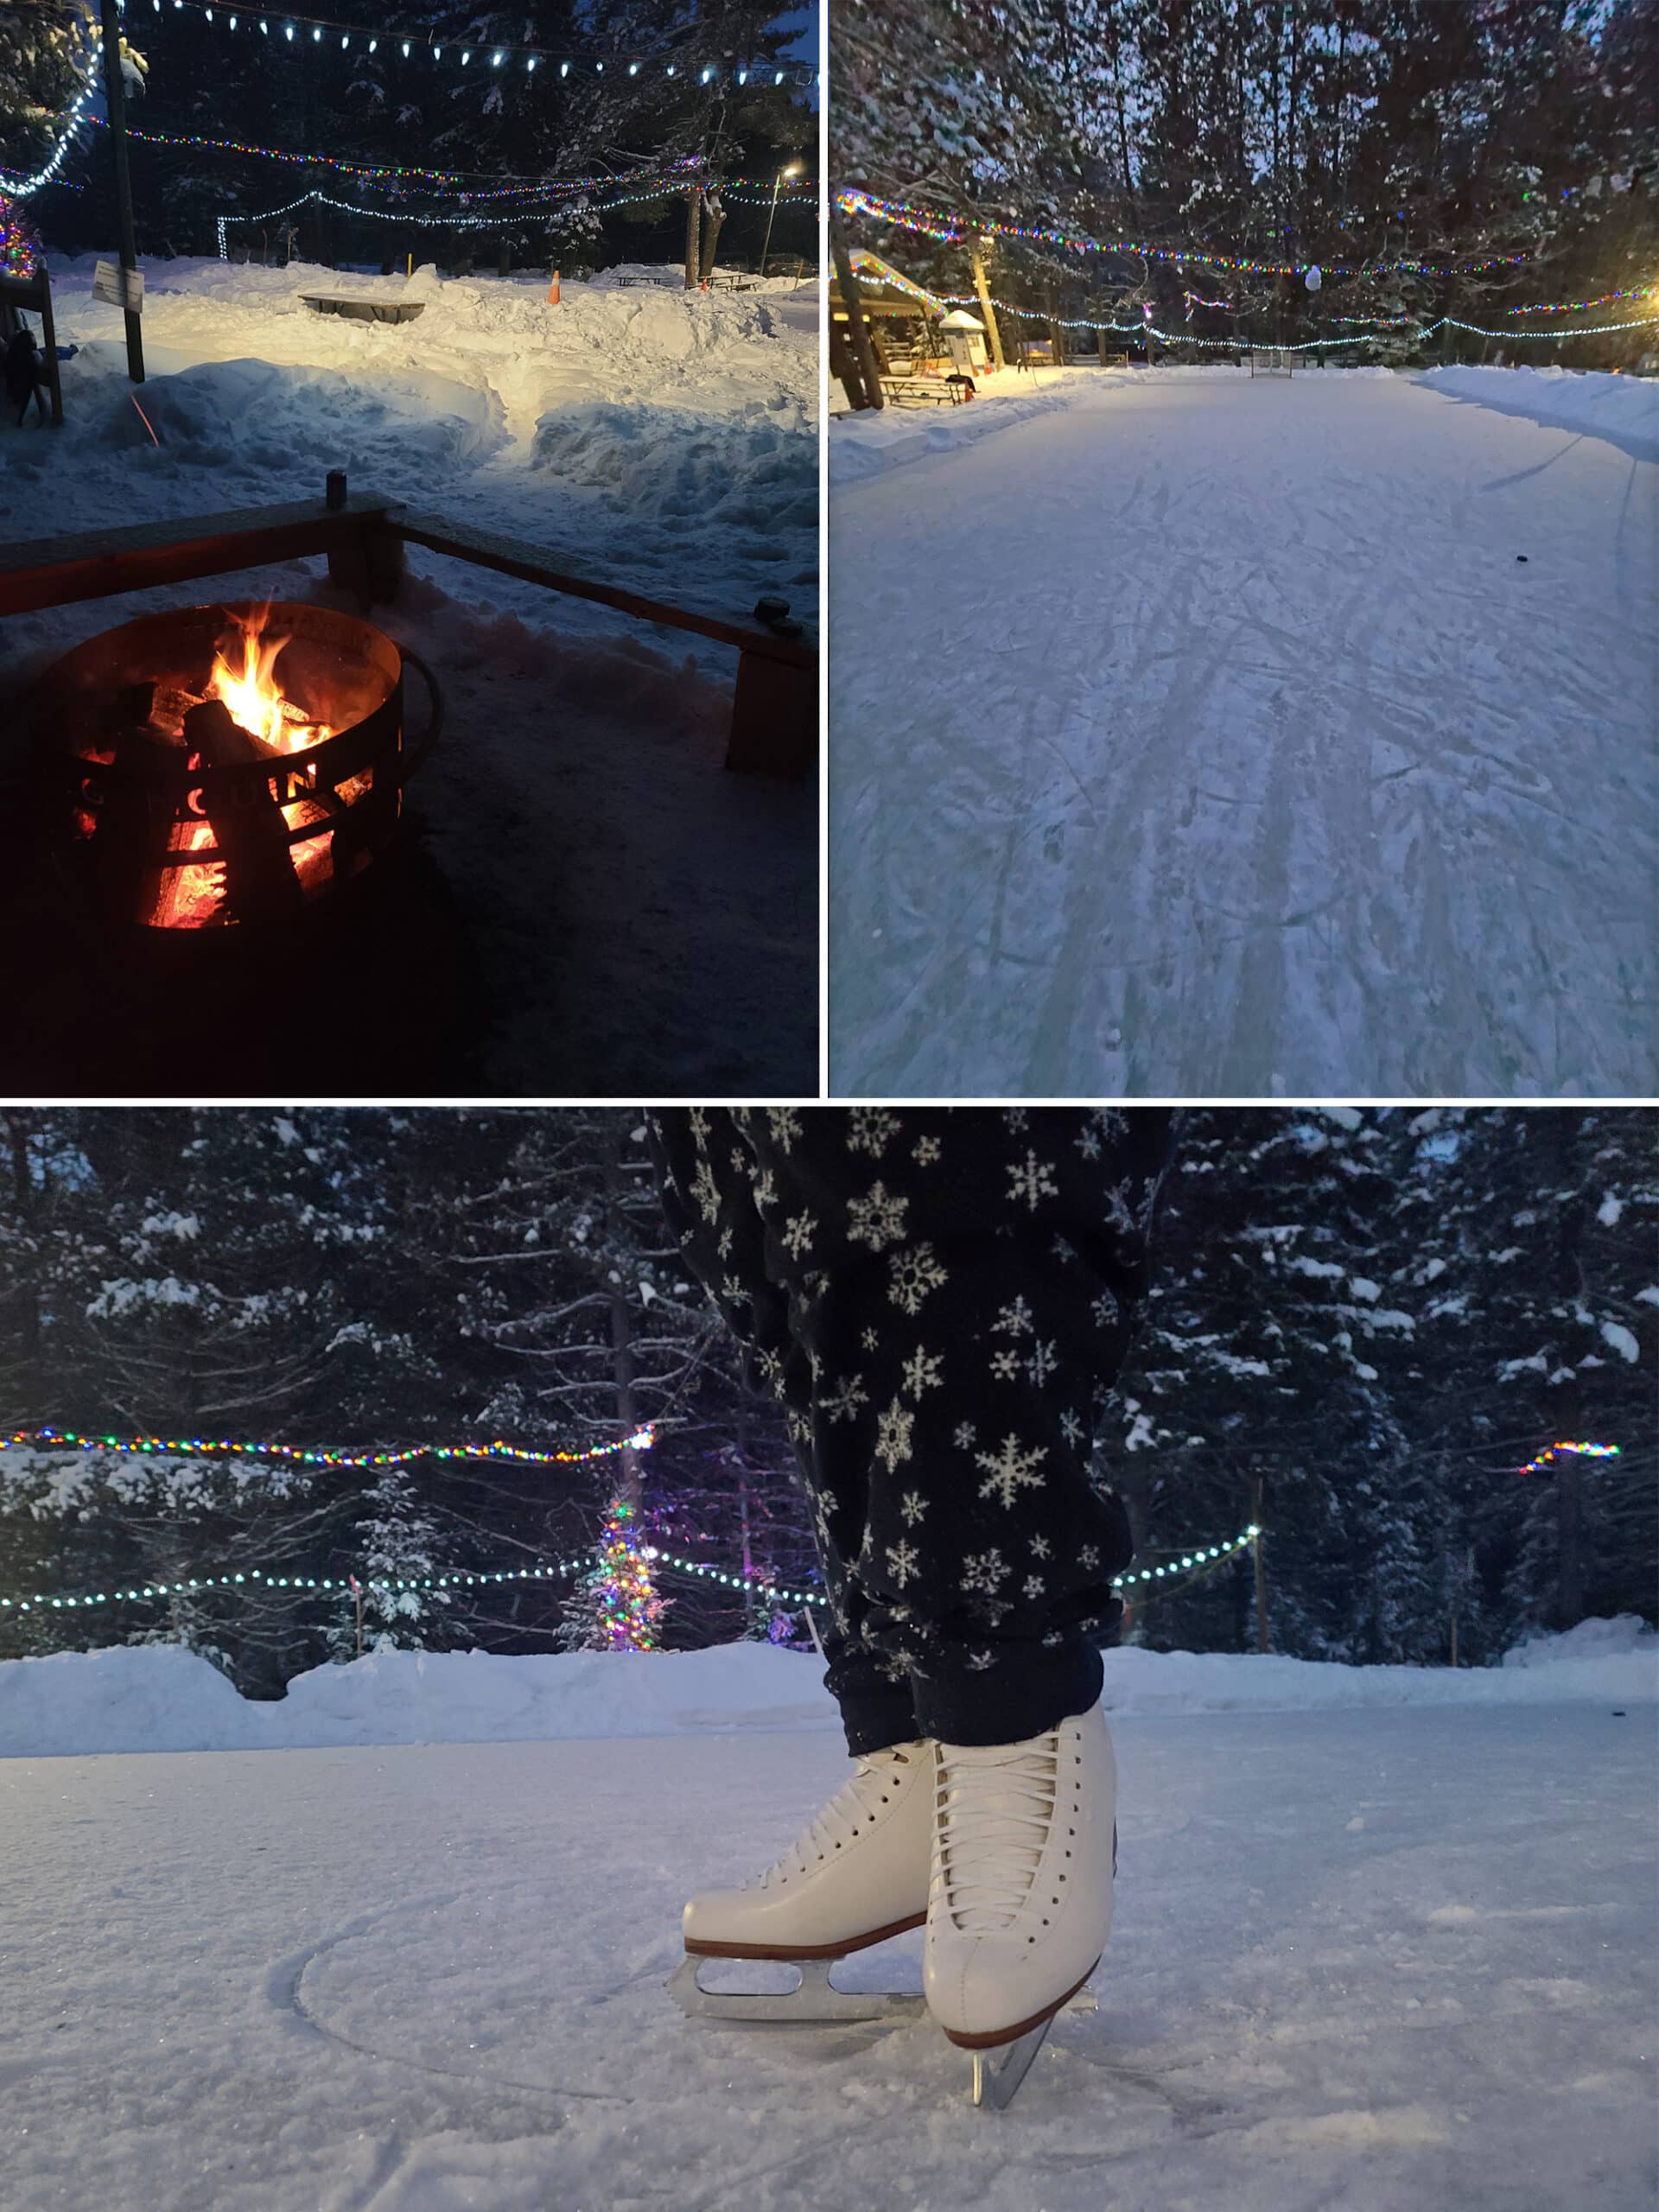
[669,1953,925,2024]
[968,1989,1096,2110]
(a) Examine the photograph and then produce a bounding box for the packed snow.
[1,1634,1652,2211]
[830,365,1659,1097]
[0,257,819,1096]
[3,1619,1654,1758]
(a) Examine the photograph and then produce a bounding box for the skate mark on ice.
[264,1891,635,2112]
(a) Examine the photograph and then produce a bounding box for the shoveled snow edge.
[2,1619,1653,1758]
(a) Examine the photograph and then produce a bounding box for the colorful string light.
[0,194,41,277]
[590,1497,663,1649]
[1505,284,1658,315]
[836,188,1532,278]
[1114,1528,1258,1586]
[1514,1440,1621,1478]
[212,179,813,255]
[89,117,702,194]
[3,1424,654,1470]
[859,259,1659,349]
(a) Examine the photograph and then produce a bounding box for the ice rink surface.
[4,1704,1653,2212]
[830,368,1658,1096]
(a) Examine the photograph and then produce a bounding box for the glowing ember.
[207,606,333,753]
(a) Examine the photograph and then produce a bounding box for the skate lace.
[753,1746,918,1891]
[934,1733,1060,1935]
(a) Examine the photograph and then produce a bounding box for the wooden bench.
[300,295,426,325]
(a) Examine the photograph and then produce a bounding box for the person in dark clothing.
[5,327,52,427]
[652,1107,1176,2102]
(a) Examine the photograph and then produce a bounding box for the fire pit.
[31,601,440,931]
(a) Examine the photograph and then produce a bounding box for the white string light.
[121,0,817,82]
[3,1521,1263,1618]
[0,86,96,198]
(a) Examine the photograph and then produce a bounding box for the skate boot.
[669,1739,934,2023]
[924,1705,1116,2107]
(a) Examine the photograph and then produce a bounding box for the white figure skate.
[925,1705,1116,2109]
[669,1739,934,2023]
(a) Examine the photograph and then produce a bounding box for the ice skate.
[924,1705,1116,2108]
[669,1738,934,2023]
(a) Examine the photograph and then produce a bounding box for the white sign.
[92,259,145,314]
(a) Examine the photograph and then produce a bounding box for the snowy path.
[829,370,1658,1096]
[3,1707,1652,2211]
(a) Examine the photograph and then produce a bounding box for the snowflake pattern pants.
[648,1108,1175,1754]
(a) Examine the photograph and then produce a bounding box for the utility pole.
[99,0,145,382]
[1251,1478,1269,1654]
[969,240,1006,370]
[830,212,884,410]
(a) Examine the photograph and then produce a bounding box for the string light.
[1515,1440,1621,1478]
[0,194,42,277]
[2,1516,1265,1623]
[88,117,703,195]
[111,0,818,82]
[0,1545,835,1618]
[0,85,96,198]
[213,181,745,254]
[1504,284,1658,315]
[3,1423,655,1470]
[857,256,1659,349]
[589,1497,662,1649]
[836,188,1531,278]
[1111,1528,1258,1587]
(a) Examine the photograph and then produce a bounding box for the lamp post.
[760,161,802,278]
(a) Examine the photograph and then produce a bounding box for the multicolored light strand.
[1515,1440,1621,1478]
[591,1497,663,1650]
[836,188,1531,278]
[0,194,41,277]
[91,118,702,194]
[1505,284,1658,315]
[3,1424,654,1470]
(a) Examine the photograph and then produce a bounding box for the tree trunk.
[683,187,702,290]
[969,244,1006,369]
[698,192,727,284]
[830,213,884,409]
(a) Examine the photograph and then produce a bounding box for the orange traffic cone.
[546,270,561,304]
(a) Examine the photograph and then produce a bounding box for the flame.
[207,607,332,753]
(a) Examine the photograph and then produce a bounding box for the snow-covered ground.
[829,365,1659,1097]
[0,258,819,1096]
[2,1633,1654,2210]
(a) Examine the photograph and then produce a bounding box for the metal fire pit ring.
[30,601,442,934]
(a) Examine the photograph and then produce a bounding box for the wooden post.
[99,0,145,384]
[1251,1478,1268,1653]
[727,648,815,779]
[683,186,702,291]
[352,1576,364,1658]
[829,213,884,411]
[36,266,64,427]
[969,241,1006,370]
[1448,1610,1459,1669]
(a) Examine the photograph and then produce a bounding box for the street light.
[760,161,803,279]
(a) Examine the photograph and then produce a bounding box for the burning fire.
[206,606,332,753]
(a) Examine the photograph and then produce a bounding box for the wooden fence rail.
[0,485,815,779]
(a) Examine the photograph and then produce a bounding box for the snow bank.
[4,1621,1654,1758]
[829,369,1092,485]
[1418,363,1659,463]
